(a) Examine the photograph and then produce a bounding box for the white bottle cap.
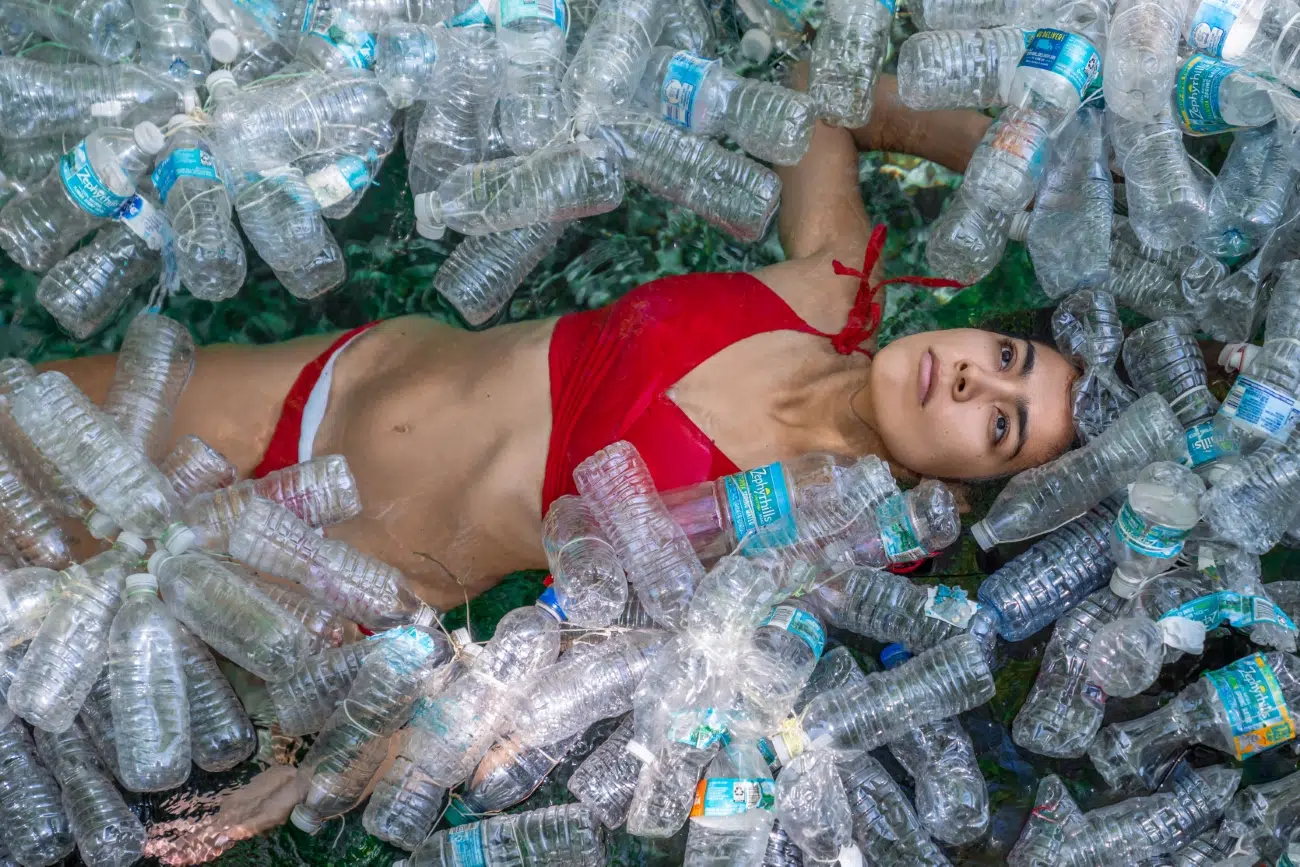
[115,531,148,557]
[87,510,120,539]
[289,805,322,835]
[1109,567,1147,599]
[134,122,166,155]
[740,28,773,63]
[624,738,656,764]
[181,89,200,114]
[124,572,159,593]
[1008,210,1032,244]
[208,28,241,64]
[147,549,173,576]
[206,69,237,91]
[969,520,995,551]
[162,523,196,555]
[412,604,438,627]
[415,220,446,240]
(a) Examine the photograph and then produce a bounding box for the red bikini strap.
[829,224,967,357]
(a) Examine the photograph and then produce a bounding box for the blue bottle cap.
[880,643,912,669]
[442,798,476,827]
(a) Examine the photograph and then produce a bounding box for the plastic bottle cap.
[134,122,166,155]
[124,572,158,593]
[880,642,911,669]
[115,531,147,557]
[162,523,196,555]
[87,511,120,539]
[147,549,173,576]
[208,28,241,64]
[740,29,773,63]
[182,89,200,114]
[206,69,237,91]
[289,805,322,835]
[969,520,995,551]
[442,799,475,827]
[412,605,438,627]
[415,220,446,240]
[1008,210,1032,244]
[624,739,657,764]
[1109,567,1147,599]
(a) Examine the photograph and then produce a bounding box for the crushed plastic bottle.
[683,740,776,866]
[460,732,581,814]
[567,715,642,829]
[0,719,74,867]
[1107,461,1205,598]
[102,311,195,461]
[158,435,237,503]
[175,623,256,772]
[433,222,569,327]
[838,750,950,866]
[362,737,448,851]
[399,803,606,867]
[0,566,61,650]
[897,26,1028,110]
[773,750,861,865]
[267,640,374,736]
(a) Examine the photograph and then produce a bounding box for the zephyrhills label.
[1018,28,1101,98]
[723,462,797,551]
[59,141,129,219]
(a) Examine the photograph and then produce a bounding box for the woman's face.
[865,328,1078,480]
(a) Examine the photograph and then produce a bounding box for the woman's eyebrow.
[1021,340,1036,378]
[1012,397,1029,460]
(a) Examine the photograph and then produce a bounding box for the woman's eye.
[994,412,1008,444]
[1000,344,1014,369]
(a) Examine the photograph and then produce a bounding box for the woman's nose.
[953,361,977,401]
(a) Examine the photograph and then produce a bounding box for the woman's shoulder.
[751,248,874,341]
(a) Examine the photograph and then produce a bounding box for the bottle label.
[1219,374,1298,440]
[875,494,926,562]
[500,0,565,30]
[875,0,896,13]
[769,0,817,25]
[1162,592,1299,633]
[1018,28,1101,99]
[535,585,567,621]
[722,462,797,552]
[447,0,498,27]
[304,154,370,208]
[309,8,376,69]
[924,584,980,628]
[1186,0,1247,57]
[59,140,129,219]
[373,624,438,673]
[666,707,729,749]
[446,825,487,867]
[756,737,778,768]
[760,605,825,659]
[1113,499,1191,559]
[1183,419,1238,467]
[150,146,221,205]
[1205,653,1295,758]
[660,52,717,130]
[1175,53,1249,135]
[230,0,283,36]
[117,194,179,296]
[989,115,1048,174]
[689,777,776,817]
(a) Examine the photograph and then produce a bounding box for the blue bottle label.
[500,0,566,30]
[310,9,376,68]
[117,194,179,295]
[1175,54,1249,135]
[756,737,778,767]
[1183,419,1238,467]
[59,140,129,219]
[1186,0,1247,57]
[304,154,371,208]
[722,462,797,552]
[232,0,283,37]
[667,708,729,749]
[660,52,717,130]
[372,624,438,674]
[769,0,818,25]
[689,777,776,817]
[151,146,220,205]
[447,0,497,27]
[760,605,825,658]
[1219,374,1299,440]
[1113,499,1190,559]
[446,825,487,867]
[1162,591,1299,632]
[1205,653,1295,758]
[925,584,980,628]
[875,494,926,561]
[535,585,567,621]
[1018,28,1101,99]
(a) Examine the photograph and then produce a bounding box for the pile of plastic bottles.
[903,0,1300,347]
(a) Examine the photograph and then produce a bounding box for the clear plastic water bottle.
[971,392,1186,548]
[10,372,184,541]
[36,224,160,341]
[152,116,246,302]
[761,821,806,867]
[267,640,373,736]
[908,0,1056,30]
[413,139,624,238]
[774,750,861,865]
[735,600,826,732]
[897,26,1028,110]
[0,123,165,273]
[833,481,960,568]
[297,146,383,219]
[1123,317,1236,483]
[779,633,995,758]
[361,746,448,851]
[400,803,606,867]
[808,0,893,127]
[0,646,23,729]
[0,720,74,867]
[516,629,663,747]
[0,359,84,522]
[102,311,194,460]
[1221,770,1300,862]
[174,624,255,772]
[228,497,425,629]
[248,574,350,652]
[77,667,121,783]
[879,644,989,846]
[108,572,191,792]
[537,494,627,628]
[1201,428,1300,554]
[1108,461,1205,598]
[1180,0,1300,91]
[1201,125,1297,259]
[0,446,73,568]
[634,47,815,165]
[232,166,347,300]
[1012,587,1123,758]
[32,719,146,867]
[133,0,211,83]
[1173,53,1276,136]
[373,21,449,108]
[8,538,143,733]
[201,0,295,84]
[3,0,138,63]
[149,549,314,682]
[290,720,392,835]
[572,440,705,630]
[561,0,666,116]
[1111,112,1212,252]
[961,104,1052,213]
[1052,289,1135,443]
[567,715,641,829]
[1090,650,1300,791]
[924,182,1015,284]
[976,496,1120,640]
[838,751,949,866]
[683,740,776,866]
[496,0,570,154]
[592,112,779,243]
[659,0,715,54]
[460,731,581,814]
[159,435,237,504]
[1008,774,1083,867]
[1027,107,1112,297]
[1106,0,1191,122]
[1101,219,1207,321]
[0,569,60,649]
[434,222,568,326]
[180,453,361,551]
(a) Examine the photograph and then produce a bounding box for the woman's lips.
[919,349,934,407]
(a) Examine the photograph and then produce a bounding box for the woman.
[49,75,1078,612]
